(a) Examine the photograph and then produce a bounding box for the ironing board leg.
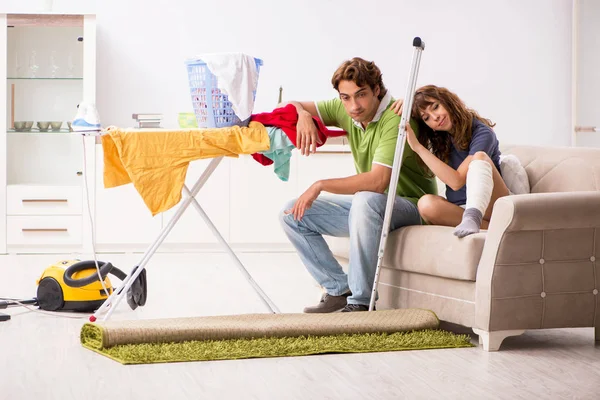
[91,157,225,322]
[182,187,280,313]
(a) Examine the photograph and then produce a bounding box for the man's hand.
[390,99,404,116]
[296,110,323,156]
[286,182,322,221]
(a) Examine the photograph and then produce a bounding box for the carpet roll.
[82,309,439,349]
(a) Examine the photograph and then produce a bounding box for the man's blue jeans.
[280,191,421,306]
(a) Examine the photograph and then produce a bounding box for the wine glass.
[29,50,39,78]
[15,52,23,78]
[67,53,75,78]
[49,51,59,78]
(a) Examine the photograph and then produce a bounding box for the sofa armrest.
[486,191,600,232]
[475,191,600,331]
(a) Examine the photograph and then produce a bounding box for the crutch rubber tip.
[89,315,97,322]
[413,37,422,47]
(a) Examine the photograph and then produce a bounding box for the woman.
[391,85,509,237]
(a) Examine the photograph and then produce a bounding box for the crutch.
[369,37,425,311]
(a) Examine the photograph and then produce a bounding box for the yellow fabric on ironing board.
[101,121,270,216]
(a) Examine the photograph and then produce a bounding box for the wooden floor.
[1,252,599,400]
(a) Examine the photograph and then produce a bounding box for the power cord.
[81,135,110,297]
[0,299,88,320]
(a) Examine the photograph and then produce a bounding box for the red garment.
[250,104,346,166]
[251,153,275,166]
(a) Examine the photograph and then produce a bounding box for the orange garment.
[101,122,270,216]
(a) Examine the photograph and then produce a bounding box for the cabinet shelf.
[8,129,72,134]
[7,77,83,81]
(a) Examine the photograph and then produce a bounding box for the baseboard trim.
[93,243,297,254]
[380,282,475,304]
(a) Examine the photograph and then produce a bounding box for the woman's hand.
[390,99,404,116]
[296,111,322,156]
[404,123,423,153]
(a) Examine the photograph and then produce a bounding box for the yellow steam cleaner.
[35,259,147,312]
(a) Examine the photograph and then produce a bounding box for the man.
[279,57,437,312]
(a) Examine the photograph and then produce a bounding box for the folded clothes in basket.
[198,53,259,123]
[101,122,270,216]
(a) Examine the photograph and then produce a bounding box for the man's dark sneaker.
[303,291,351,313]
[341,304,373,312]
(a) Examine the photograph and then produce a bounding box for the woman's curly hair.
[412,85,495,166]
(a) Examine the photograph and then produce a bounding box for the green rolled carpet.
[81,309,473,364]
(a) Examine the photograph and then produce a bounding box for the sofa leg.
[472,328,525,351]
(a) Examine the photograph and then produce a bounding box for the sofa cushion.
[382,226,486,281]
[500,154,530,194]
[325,225,486,282]
[502,145,600,193]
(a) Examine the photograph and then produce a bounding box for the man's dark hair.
[331,57,387,100]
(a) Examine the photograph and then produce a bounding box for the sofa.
[326,145,600,351]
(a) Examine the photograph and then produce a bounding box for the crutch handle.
[399,120,406,132]
[413,37,425,50]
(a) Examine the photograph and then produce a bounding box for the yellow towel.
[102,121,270,216]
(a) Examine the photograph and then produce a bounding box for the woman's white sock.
[454,159,493,238]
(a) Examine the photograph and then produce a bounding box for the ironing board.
[81,130,280,322]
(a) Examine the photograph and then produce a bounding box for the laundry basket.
[185,56,263,128]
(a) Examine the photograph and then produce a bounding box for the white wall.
[89,0,573,147]
[1,0,575,146]
[575,0,600,147]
